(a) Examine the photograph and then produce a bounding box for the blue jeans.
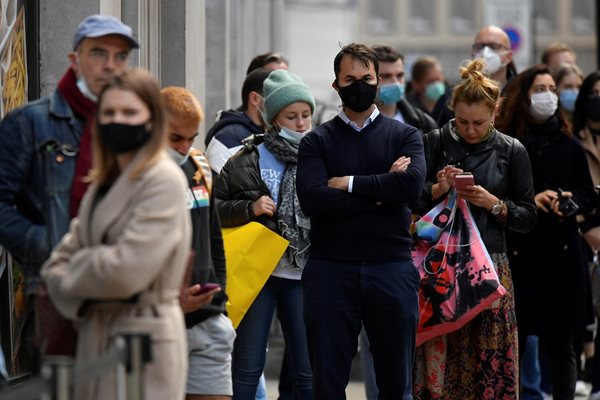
[255,374,267,400]
[521,335,543,400]
[232,276,312,400]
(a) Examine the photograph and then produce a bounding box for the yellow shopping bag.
[223,222,289,328]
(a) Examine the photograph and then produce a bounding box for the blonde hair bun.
[459,58,486,82]
[450,59,500,111]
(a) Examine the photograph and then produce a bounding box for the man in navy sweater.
[296,43,426,399]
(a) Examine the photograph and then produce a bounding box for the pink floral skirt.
[413,253,519,400]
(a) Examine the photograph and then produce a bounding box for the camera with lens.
[557,188,579,218]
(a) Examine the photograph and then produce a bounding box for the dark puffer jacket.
[214,135,277,230]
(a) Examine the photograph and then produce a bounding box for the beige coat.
[41,154,191,400]
[579,127,600,187]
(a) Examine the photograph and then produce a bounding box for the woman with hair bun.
[413,58,537,399]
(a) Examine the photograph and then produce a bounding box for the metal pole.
[44,356,74,400]
[224,0,231,110]
[40,364,53,400]
[120,334,151,400]
[126,336,143,400]
[270,0,285,52]
[114,336,127,400]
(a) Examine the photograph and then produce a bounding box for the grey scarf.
[263,130,310,269]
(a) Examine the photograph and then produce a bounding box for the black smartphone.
[557,188,579,218]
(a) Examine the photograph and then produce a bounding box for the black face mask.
[99,122,151,154]
[337,79,378,113]
[585,96,600,122]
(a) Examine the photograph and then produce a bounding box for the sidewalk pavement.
[265,379,364,400]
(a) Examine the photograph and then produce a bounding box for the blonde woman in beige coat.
[41,68,191,399]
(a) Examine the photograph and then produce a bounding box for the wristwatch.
[490,200,504,217]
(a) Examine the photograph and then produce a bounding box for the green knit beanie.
[263,70,315,125]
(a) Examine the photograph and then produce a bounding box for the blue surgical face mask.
[166,146,190,166]
[379,82,405,105]
[559,89,578,113]
[425,81,445,103]
[277,126,309,145]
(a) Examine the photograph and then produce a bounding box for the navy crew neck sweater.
[297,114,426,262]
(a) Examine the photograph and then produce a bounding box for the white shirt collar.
[338,106,380,132]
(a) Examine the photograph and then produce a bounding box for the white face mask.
[529,91,558,122]
[75,54,98,102]
[277,125,310,145]
[166,146,190,166]
[474,46,505,75]
[76,77,97,102]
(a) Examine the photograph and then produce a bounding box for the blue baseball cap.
[73,14,139,50]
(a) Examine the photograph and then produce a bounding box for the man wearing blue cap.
[0,14,138,367]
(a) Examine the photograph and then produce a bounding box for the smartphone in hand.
[197,283,221,295]
[557,188,579,217]
[454,172,474,191]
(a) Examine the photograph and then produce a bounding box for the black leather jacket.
[214,134,277,230]
[414,121,537,253]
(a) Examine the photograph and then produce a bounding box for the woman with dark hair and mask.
[496,64,597,400]
[41,68,192,399]
[214,69,315,400]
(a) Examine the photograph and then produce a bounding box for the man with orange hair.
[161,87,235,400]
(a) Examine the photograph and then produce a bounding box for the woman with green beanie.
[214,69,315,399]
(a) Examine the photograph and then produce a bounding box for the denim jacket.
[0,90,84,293]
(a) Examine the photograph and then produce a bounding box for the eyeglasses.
[88,48,129,65]
[471,42,509,53]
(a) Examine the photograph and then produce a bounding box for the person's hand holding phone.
[179,283,221,314]
[431,165,463,200]
[538,188,578,217]
[534,189,559,213]
[454,172,499,210]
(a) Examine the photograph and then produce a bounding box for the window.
[408,0,437,35]
[449,0,476,34]
[571,0,594,34]
[534,0,558,34]
[366,0,396,34]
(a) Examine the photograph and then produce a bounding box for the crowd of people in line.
[3,12,600,400]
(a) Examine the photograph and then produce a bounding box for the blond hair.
[449,59,500,112]
[90,68,166,185]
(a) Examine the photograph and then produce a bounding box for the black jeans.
[520,330,577,400]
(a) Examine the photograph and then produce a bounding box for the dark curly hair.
[496,64,571,140]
